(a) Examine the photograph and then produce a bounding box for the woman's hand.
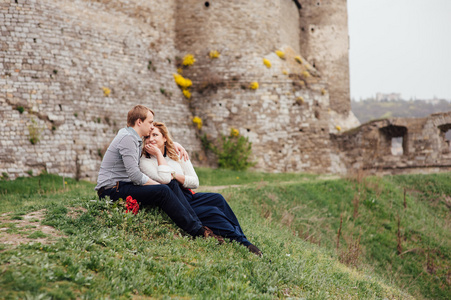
[174,142,189,161]
[145,144,162,157]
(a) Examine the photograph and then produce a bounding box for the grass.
[195,167,320,186]
[234,172,451,299]
[0,171,449,299]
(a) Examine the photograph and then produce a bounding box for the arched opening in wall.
[380,125,408,156]
[438,124,451,154]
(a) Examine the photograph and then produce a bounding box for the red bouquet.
[125,196,139,215]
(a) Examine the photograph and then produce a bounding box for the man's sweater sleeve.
[117,135,149,185]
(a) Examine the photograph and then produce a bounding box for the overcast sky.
[347,0,451,100]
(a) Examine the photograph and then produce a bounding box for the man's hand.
[174,142,189,161]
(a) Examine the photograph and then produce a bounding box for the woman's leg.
[186,191,251,246]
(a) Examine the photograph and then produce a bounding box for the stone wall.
[174,0,333,173]
[331,112,451,175]
[0,0,203,181]
[175,0,301,56]
[3,0,446,180]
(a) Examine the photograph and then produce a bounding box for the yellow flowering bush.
[182,89,191,99]
[321,88,327,95]
[231,128,239,137]
[263,58,271,68]
[275,50,285,59]
[177,68,183,74]
[173,74,192,89]
[336,125,342,131]
[282,69,288,75]
[209,50,220,59]
[102,87,111,97]
[249,82,259,90]
[295,56,303,64]
[296,96,304,104]
[183,54,196,66]
[302,70,310,78]
[192,116,202,129]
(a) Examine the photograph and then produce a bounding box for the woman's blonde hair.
[146,122,179,161]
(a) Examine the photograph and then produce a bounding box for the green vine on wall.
[28,118,42,145]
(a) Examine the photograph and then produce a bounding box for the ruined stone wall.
[0,0,203,181]
[299,0,351,115]
[331,112,451,175]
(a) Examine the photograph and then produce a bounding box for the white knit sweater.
[139,155,199,189]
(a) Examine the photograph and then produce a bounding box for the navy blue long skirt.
[166,180,251,246]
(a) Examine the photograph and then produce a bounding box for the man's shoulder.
[116,128,139,142]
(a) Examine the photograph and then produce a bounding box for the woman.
[140,122,262,256]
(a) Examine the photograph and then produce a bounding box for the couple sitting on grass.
[95,105,262,257]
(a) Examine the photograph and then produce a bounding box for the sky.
[347,0,451,100]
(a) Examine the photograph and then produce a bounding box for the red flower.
[125,196,139,215]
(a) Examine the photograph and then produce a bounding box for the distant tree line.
[351,99,451,124]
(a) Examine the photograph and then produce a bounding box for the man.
[95,105,223,242]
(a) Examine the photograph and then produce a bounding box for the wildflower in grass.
[183,54,196,66]
[249,82,259,90]
[336,125,342,131]
[182,89,191,99]
[275,50,285,59]
[263,58,271,68]
[102,87,111,97]
[295,56,302,64]
[231,128,239,137]
[209,50,220,59]
[173,74,192,89]
[125,195,139,215]
[302,70,310,78]
[192,116,202,129]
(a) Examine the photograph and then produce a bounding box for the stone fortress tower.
[1,0,450,180]
[299,0,351,115]
[299,0,359,132]
[175,0,354,173]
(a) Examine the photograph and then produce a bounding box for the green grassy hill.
[0,170,450,299]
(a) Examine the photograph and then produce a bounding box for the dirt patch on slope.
[0,209,65,249]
